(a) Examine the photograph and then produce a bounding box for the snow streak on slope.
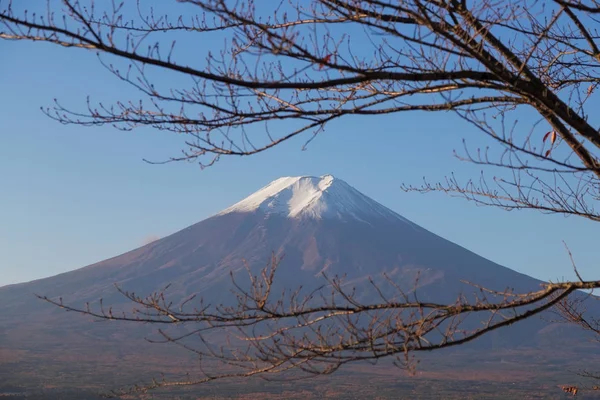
[218,175,417,226]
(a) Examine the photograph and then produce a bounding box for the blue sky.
[0,5,597,287]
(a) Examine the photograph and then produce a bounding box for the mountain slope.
[0,175,596,386]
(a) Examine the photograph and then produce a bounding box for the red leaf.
[545,149,552,157]
[550,131,557,144]
[542,131,552,142]
[318,54,332,70]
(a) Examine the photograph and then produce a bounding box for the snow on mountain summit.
[217,175,415,224]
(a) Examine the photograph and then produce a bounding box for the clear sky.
[0,4,597,288]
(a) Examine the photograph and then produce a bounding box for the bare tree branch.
[3,0,600,396]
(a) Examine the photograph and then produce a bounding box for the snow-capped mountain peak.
[217,175,414,224]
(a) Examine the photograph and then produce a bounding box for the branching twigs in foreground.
[1,0,600,224]
[552,271,600,396]
[37,255,600,397]
[3,0,600,396]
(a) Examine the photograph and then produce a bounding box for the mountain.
[0,175,542,309]
[0,175,598,393]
